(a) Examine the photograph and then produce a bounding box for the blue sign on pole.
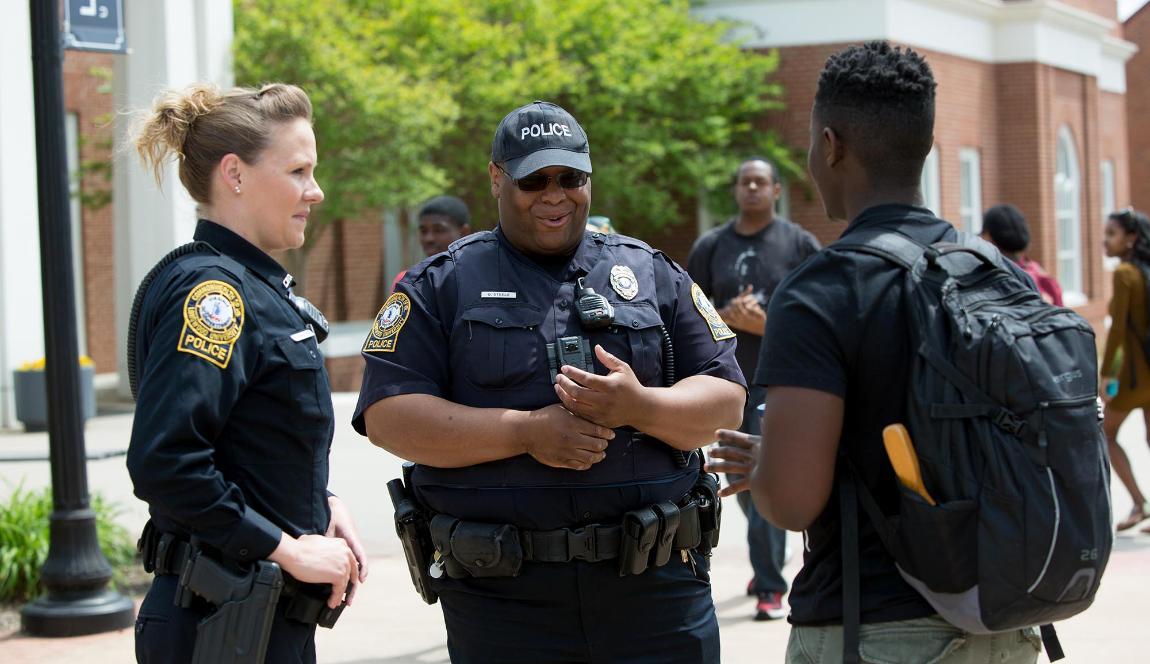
[63,0,126,53]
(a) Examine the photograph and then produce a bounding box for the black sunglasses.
[497,164,589,192]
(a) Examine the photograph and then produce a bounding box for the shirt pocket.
[460,304,545,389]
[273,334,331,431]
[601,303,665,386]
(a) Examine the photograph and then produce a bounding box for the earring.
[234,186,241,194]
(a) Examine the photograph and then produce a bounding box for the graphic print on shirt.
[733,247,767,308]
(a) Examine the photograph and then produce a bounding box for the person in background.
[1100,207,1150,532]
[586,214,615,234]
[392,195,472,289]
[686,157,820,621]
[981,204,1063,306]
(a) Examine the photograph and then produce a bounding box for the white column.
[0,1,45,428]
[112,0,234,397]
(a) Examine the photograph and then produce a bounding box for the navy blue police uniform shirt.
[353,227,745,531]
[755,204,1035,626]
[127,220,334,563]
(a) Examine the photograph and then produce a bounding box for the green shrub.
[0,485,137,603]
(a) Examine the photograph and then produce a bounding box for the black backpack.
[834,228,1112,663]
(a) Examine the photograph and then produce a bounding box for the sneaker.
[746,578,756,596]
[754,592,786,621]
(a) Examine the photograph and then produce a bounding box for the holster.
[177,552,282,664]
[387,470,439,605]
[690,471,722,555]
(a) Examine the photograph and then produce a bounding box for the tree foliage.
[234,0,791,236]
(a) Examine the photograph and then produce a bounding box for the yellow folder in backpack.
[882,424,936,506]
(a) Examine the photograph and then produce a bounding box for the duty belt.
[518,500,705,564]
[138,522,343,628]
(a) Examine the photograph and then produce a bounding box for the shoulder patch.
[364,292,412,353]
[691,283,736,342]
[178,280,244,368]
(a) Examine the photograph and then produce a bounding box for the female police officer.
[127,83,366,663]
[354,101,746,663]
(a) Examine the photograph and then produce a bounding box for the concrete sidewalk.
[2,393,1148,662]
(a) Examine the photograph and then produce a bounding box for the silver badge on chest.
[610,265,639,301]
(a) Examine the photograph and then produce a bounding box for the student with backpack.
[707,41,1111,663]
[1100,207,1150,532]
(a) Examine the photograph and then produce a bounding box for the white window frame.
[958,148,982,234]
[1055,126,1085,305]
[920,146,940,215]
[1101,160,1118,271]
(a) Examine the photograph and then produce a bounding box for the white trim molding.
[695,0,1137,92]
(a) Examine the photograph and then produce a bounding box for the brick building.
[1127,3,1150,213]
[697,0,1137,331]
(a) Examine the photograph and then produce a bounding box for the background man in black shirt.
[708,42,1041,662]
[687,158,819,620]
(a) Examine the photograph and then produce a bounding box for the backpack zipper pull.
[960,307,973,339]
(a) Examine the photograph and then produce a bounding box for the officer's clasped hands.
[521,403,614,471]
[268,533,360,609]
[554,344,645,430]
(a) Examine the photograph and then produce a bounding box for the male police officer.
[354,101,745,663]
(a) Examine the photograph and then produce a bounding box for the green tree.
[234,0,791,256]
[351,0,791,234]
[233,0,457,290]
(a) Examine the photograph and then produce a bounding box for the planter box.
[13,366,96,432]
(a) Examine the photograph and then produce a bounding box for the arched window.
[1055,126,1083,303]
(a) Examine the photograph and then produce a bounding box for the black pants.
[134,574,316,664]
[433,550,719,664]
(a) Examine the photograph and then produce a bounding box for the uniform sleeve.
[754,254,854,397]
[658,254,746,388]
[126,266,281,562]
[352,264,452,435]
[1102,266,1136,377]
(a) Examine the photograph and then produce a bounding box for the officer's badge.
[610,265,639,301]
[691,283,735,342]
[364,292,411,353]
[179,280,245,369]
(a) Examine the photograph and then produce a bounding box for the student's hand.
[554,345,646,429]
[705,429,761,497]
[719,286,766,335]
[325,495,368,605]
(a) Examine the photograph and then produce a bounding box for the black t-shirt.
[755,205,960,626]
[686,217,821,376]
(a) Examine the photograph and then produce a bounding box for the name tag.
[481,291,517,299]
[290,328,316,342]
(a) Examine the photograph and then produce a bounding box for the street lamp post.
[20,0,135,636]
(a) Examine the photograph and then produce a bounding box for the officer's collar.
[493,226,603,281]
[193,220,294,295]
[840,204,938,238]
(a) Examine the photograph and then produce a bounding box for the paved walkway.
[1,393,1148,662]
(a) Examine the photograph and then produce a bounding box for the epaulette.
[601,232,657,255]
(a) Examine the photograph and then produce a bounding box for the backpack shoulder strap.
[832,228,927,270]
